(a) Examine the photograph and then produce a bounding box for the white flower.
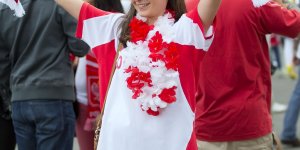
[154,98,168,108]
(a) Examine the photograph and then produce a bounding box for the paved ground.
[271,71,300,150]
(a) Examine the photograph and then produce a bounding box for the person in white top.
[55,0,221,149]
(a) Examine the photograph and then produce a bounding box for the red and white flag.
[0,0,25,17]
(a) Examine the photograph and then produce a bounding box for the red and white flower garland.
[119,12,179,116]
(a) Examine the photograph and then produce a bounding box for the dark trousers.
[271,46,282,69]
[0,117,16,150]
[12,100,75,150]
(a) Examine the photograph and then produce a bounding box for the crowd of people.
[1,0,300,150]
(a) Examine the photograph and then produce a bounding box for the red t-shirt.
[187,0,300,141]
[185,0,199,12]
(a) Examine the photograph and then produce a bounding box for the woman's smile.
[136,2,150,10]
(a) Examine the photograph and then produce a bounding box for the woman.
[74,1,125,150]
[55,0,221,149]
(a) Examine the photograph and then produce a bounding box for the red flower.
[146,109,160,116]
[129,17,153,43]
[164,42,179,71]
[158,86,177,104]
[125,66,153,99]
[149,53,164,62]
[148,32,165,53]
[165,59,179,71]
[126,77,144,99]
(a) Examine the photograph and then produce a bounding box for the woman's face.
[131,0,168,24]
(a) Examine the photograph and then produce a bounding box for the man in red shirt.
[186,0,300,149]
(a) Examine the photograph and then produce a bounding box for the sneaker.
[281,138,300,147]
[271,102,287,113]
[286,65,297,80]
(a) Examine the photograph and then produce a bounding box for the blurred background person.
[270,34,283,73]
[268,34,288,113]
[283,37,298,79]
[282,0,300,80]
[281,35,300,147]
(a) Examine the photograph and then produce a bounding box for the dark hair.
[119,0,187,47]
[94,0,124,13]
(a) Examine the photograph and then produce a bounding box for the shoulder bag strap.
[94,42,123,150]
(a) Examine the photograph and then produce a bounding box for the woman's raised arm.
[198,0,221,33]
[55,0,84,20]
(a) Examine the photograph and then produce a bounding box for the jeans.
[281,69,300,140]
[271,46,281,70]
[11,100,75,150]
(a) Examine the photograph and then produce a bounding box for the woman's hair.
[119,0,187,47]
[94,0,124,13]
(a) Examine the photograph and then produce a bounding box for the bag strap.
[94,42,122,149]
[100,42,122,118]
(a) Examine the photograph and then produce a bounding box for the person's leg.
[273,46,282,70]
[284,37,297,79]
[11,101,37,150]
[29,100,75,150]
[0,117,16,150]
[281,70,300,141]
[284,38,294,68]
[75,103,94,150]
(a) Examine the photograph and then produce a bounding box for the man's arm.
[59,8,90,57]
[55,0,83,20]
[259,1,300,38]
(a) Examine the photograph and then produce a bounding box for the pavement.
[271,71,300,150]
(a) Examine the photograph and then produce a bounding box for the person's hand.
[293,56,300,65]
[275,0,300,11]
[72,57,79,70]
[273,0,283,4]
[272,0,289,8]
[83,0,95,6]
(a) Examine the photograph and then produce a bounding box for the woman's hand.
[273,0,284,5]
